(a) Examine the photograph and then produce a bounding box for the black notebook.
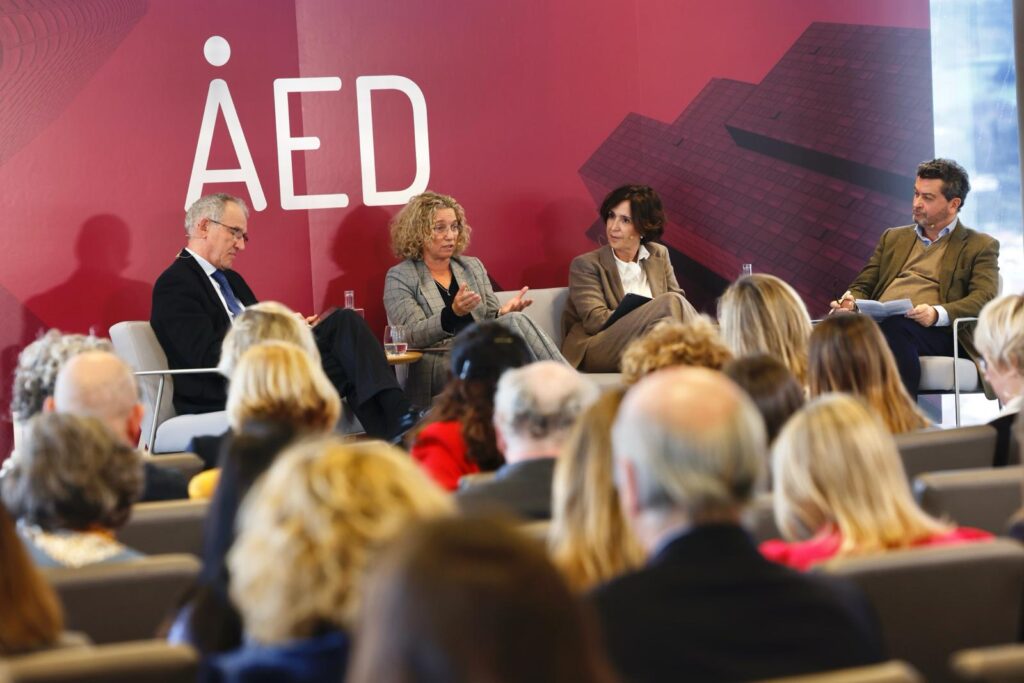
[600,293,652,331]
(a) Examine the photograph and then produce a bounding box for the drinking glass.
[384,325,408,356]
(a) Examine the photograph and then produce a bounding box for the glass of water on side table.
[384,325,408,357]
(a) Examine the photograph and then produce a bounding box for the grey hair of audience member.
[493,361,599,450]
[185,193,249,238]
[1,413,143,532]
[53,351,139,431]
[612,367,766,520]
[11,330,113,421]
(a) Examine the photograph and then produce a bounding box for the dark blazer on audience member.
[151,251,257,415]
[990,411,1020,468]
[455,457,556,520]
[591,524,885,683]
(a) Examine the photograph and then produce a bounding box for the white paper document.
[854,298,913,321]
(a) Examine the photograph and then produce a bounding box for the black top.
[436,271,474,334]
[591,524,885,683]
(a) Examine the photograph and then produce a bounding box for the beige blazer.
[561,242,684,367]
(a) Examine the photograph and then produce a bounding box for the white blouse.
[613,244,653,297]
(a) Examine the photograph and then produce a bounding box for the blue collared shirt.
[914,217,958,326]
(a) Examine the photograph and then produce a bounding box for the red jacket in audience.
[410,421,480,491]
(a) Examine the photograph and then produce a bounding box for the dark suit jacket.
[455,457,556,520]
[561,243,684,367]
[151,251,257,414]
[591,524,885,683]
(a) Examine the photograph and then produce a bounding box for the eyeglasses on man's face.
[209,219,250,244]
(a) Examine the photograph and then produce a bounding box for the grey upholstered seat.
[43,554,201,644]
[819,540,1024,683]
[895,424,997,482]
[0,640,197,683]
[913,466,1022,535]
[118,499,209,557]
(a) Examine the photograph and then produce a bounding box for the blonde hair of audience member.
[973,294,1024,404]
[717,274,813,385]
[612,368,766,549]
[389,191,472,260]
[348,517,618,683]
[620,316,732,386]
[0,504,63,655]
[2,413,143,532]
[228,437,452,644]
[549,388,644,591]
[808,314,928,434]
[772,393,950,557]
[217,301,320,378]
[226,341,341,433]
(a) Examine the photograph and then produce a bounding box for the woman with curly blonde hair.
[762,394,990,570]
[207,436,452,682]
[383,191,564,408]
[808,314,928,434]
[549,388,644,591]
[718,274,813,384]
[620,316,732,385]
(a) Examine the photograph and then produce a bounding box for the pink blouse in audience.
[760,526,993,571]
[410,420,480,492]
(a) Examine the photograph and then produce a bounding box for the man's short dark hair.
[916,158,970,210]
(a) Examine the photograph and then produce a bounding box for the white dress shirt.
[185,248,236,320]
[613,244,653,297]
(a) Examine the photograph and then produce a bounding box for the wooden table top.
[386,350,423,365]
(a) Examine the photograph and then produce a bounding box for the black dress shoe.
[390,407,431,446]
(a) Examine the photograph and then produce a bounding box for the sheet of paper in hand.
[854,299,913,321]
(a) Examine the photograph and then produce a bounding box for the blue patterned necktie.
[211,270,244,317]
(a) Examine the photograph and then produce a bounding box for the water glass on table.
[384,325,408,357]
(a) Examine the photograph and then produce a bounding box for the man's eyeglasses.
[432,222,462,236]
[209,219,250,244]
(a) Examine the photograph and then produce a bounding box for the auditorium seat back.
[118,499,209,557]
[820,539,1024,683]
[913,467,1022,535]
[895,425,997,482]
[44,554,200,644]
[0,640,197,683]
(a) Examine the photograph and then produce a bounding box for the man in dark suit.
[832,158,999,397]
[456,361,598,520]
[151,193,414,440]
[592,367,884,683]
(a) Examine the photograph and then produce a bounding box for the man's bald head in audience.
[46,351,143,446]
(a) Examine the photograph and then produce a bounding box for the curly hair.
[228,437,452,643]
[389,191,472,260]
[620,316,733,385]
[11,330,112,421]
[2,413,143,532]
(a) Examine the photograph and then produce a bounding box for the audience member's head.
[416,322,532,471]
[772,393,949,556]
[718,274,813,384]
[11,330,112,422]
[620,317,732,385]
[348,517,617,683]
[550,388,644,591]
[723,354,805,446]
[49,350,142,446]
[808,314,928,433]
[2,413,143,533]
[217,301,320,378]
[612,367,765,551]
[973,294,1024,405]
[226,341,341,433]
[228,437,452,644]
[390,190,472,260]
[493,361,599,462]
[0,504,63,655]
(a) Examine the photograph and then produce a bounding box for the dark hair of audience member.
[0,503,63,655]
[347,517,618,683]
[723,354,805,445]
[410,322,531,470]
[807,314,929,434]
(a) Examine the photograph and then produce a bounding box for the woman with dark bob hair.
[384,191,564,409]
[407,321,532,491]
[1,413,144,567]
[347,516,619,683]
[562,185,697,372]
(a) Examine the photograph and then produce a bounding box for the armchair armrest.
[951,317,980,427]
[132,368,221,451]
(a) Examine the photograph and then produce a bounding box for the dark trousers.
[313,309,410,438]
[878,316,958,399]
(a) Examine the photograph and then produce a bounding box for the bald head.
[52,351,141,445]
[613,367,766,520]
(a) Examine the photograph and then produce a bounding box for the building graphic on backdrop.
[581,23,934,312]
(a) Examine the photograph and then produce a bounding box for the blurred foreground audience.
[348,517,619,683]
[723,354,805,447]
[591,367,884,683]
[0,504,63,655]
[973,293,1024,466]
[763,394,991,570]
[620,316,731,385]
